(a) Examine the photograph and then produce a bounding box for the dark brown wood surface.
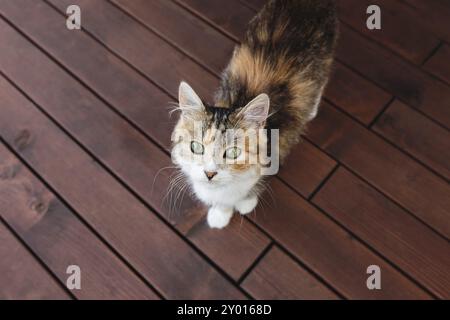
[241,246,340,300]
[373,100,450,180]
[337,25,450,129]
[0,0,448,299]
[424,44,450,85]
[0,221,70,299]
[402,0,450,42]
[337,0,440,64]
[0,142,158,299]
[313,167,450,298]
[308,102,450,239]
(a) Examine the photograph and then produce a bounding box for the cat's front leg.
[207,205,233,229]
[235,196,258,215]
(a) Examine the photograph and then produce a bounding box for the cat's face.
[171,82,270,187]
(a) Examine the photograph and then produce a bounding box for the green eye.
[224,147,241,160]
[190,141,204,155]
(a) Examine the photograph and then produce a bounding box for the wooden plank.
[242,246,339,300]
[373,100,450,180]
[0,143,158,300]
[404,0,450,18]
[250,179,430,299]
[403,1,450,23]
[49,0,217,102]
[326,63,392,125]
[402,0,450,42]
[172,0,391,125]
[337,24,450,128]
[308,102,450,239]
[241,0,266,11]
[114,0,239,72]
[1,0,270,282]
[313,167,450,298]
[0,221,70,300]
[0,75,243,299]
[337,0,440,64]
[174,0,251,39]
[111,0,234,74]
[279,142,336,198]
[424,44,450,85]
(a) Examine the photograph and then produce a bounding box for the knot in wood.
[14,129,32,150]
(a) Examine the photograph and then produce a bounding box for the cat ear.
[178,81,204,120]
[237,93,270,128]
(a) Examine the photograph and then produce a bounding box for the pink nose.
[204,171,218,180]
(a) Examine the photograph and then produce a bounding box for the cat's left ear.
[237,93,270,128]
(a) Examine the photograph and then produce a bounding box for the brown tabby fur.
[214,0,338,162]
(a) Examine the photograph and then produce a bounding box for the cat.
[171,0,338,228]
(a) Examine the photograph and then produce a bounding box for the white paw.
[207,206,233,229]
[235,196,258,215]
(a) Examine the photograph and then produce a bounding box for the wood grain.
[115,0,242,73]
[0,221,70,300]
[424,44,450,85]
[112,0,234,74]
[307,102,450,239]
[240,0,266,11]
[279,142,336,198]
[250,178,430,299]
[326,63,392,125]
[402,0,450,42]
[313,167,450,298]
[242,246,339,300]
[373,100,450,180]
[48,0,218,102]
[175,0,251,40]
[337,25,450,128]
[0,143,158,299]
[337,0,440,64]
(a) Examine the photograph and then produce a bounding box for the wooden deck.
[0,0,449,300]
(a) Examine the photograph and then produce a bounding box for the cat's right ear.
[237,93,270,129]
[178,81,205,120]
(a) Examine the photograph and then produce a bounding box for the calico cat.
[171,0,338,228]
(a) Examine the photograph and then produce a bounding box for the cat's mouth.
[198,178,223,187]
[203,179,219,184]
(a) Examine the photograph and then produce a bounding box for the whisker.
[165,170,192,219]
[163,172,185,217]
[152,165,178,198]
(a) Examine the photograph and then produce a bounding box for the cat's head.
[171,82,270,187]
